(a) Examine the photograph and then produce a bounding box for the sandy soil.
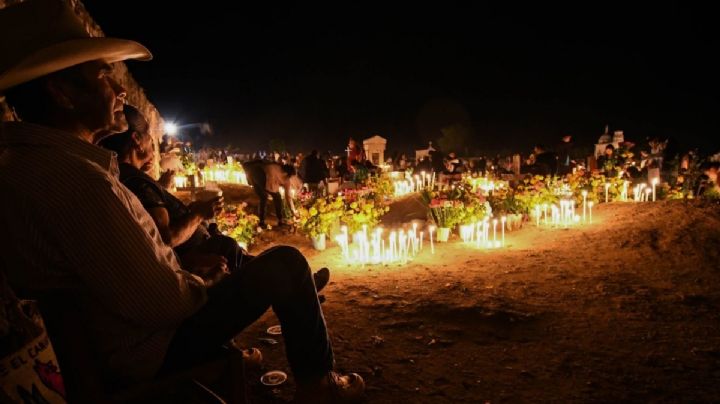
[218,185,720,403]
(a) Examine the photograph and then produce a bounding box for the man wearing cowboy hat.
[0,1,363,402]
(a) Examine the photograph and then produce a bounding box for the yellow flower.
[309,207,318,216]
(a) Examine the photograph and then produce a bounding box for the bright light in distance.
[164,122,178,136]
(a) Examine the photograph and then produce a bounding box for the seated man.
[0,1,361,403]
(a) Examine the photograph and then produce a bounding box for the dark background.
[85,1,719,156]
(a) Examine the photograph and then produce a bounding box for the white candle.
[582,190,588,222]
[651,178,659,202]
[429,226,435,254]
[622,181,628,201]
[604,183,610,203]
[535,205,541,227]
[501,216,506,246]
[492,219,498,245]
[588,201,594,223]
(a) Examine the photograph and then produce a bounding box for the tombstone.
[588,155,597,172]
[363,135,387,166]
[512,154,521,176]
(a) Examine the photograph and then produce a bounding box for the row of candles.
[534,199,587,228]
[173,166,249,190]
[334,224,427,265]
[601,177,660,203]
[333,215,513,265]
[458,216,507,249]
[393,171,436,197]
[202,166,248,185]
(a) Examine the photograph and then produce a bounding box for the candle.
[492,219,498,245]
[429,226,435,254]
[543,204,548,225]
[604,183,610,203]
[651,178,659,202]
[501,216,506,246]
[582,190,588,222]
[588,201,594,223]
[622,181,628,201]
[535,205,541,227]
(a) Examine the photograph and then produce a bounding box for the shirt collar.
[0,121,117,172]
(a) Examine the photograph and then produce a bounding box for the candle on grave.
[651,177,659,202]
[582,190,588,222]
[535,205,541,227]
[622,180,629,201]
[604,183,610,203]
[429,226,435,254]
[543,204,548,225]
[501,216,506,246]
[492,219,498,245]
[588,201,594,223]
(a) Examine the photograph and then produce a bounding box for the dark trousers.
[256,189,284,226]
[159,246,334,383]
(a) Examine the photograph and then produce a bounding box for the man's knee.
[267,246,310,278]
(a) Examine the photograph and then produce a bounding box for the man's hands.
[186,253,229,286]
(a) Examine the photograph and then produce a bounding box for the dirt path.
[230,195,720,403]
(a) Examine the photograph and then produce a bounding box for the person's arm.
[155,196,222,247]
[147,205,203,247]
[53,174,206,328]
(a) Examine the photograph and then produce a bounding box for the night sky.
[84,1,719,156]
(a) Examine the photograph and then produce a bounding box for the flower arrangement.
[514,175,561,214]
[341,197,389,234]
[367,175,394,203]
[297,196,345,238]
[216,203,260,247]
[421,189,465,229]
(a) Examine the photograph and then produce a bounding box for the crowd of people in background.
[163,131,720,200]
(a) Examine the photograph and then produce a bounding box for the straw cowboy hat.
[0,0,152,92]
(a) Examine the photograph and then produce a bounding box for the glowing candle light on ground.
[582,190,588,222]
[174,176,188,189]
[604,183,610,203]
[622,180,629,201]
[535,205,541,227]
[492,219,498,245]
[651,178,659,202]
[588,201,594,223]
[501,216,506,246]
[429,226,435,254]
